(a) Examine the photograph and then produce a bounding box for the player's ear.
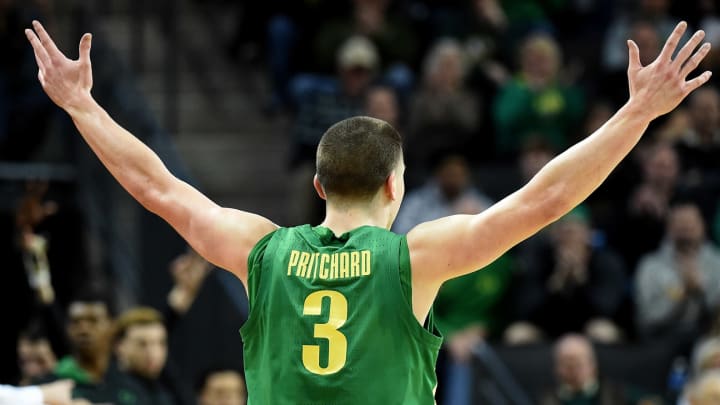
[385,172,398,201]
[313,175,327,201]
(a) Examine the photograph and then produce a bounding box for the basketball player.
[25,20,711,404]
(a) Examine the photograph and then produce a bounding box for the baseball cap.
[337,36,379,70]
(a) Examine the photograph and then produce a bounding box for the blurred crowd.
[2,0,720,404]
[260,0,720,403]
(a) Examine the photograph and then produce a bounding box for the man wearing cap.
[287,36,379,224]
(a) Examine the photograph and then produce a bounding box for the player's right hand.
[626,21,712,120]
[25,20,94,113]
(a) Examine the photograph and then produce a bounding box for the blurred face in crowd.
[584,103,613,135]
[552,217,590,251]
[353,0,390,10]
[554,335,597,391]
[643,143,679,190]
[199,371,247,405]
[689,88,720,138]
[427,45,464,92]
[116,322,168,379]
[520,35,560,88]
[519,143,554,182]
[366,87,399,128]
[340,66,373,98]
[435,156,470,201]
[630,21,661,68]
[17,337,57,381]
[640,0,669,15]
[668,204,705,253]
[67,302,112,359]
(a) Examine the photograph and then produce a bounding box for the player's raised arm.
[408,22,711,289]
[24,21,277,284]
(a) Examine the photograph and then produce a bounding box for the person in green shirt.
[493,33,585,157]
[25,18,713,404]
[41,294,150,405]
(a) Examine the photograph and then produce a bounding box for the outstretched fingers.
[681,42,712,78]
[25,28,50,69]
[659,21,688,61]
[31,20,64,61]
[684,71,713,95]
[674,30,705,69]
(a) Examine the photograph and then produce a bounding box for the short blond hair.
[113,307,164,343]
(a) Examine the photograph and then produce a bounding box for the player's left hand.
[627,21,712,120]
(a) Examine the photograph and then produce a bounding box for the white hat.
[337,36,379,70]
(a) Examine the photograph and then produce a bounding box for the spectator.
[287,35,377,224]
[392,154,492,234]
[635,203,720,340]
[114,308,175,405]
[611,141,682,270]
[196,369,247,405]
[166,249,212,318]
[389,152,494,404]
[539,334,661,405]
[602,0,687,73]
[507,206,628,344]
[601,19,663,108]
[492,33,585,157]
[517,137,556,185]
[434,254,515,405]
[672,87,720,213]
[40,291,148,404]
[674,87,720,175]
[391,152,496,405]
[406,38,481,169]
[17,322,57,386]
[685,370,720,405]
[365,85,400,130]
[312,0,418,81]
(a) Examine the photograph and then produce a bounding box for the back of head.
[317,116,402,203]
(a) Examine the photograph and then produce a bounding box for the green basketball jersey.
[240,225,443,404]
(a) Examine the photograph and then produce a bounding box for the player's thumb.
[79,33,92,64]
[627,39,641,71]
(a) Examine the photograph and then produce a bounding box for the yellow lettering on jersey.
[296,252,311,278]
[287,250,372,280]
[330,253,339,280]
[361,250,371,275]
[339,252,350,278]
[350,252,360,277]
[307,253,320,279]
[319,253,330,279]
[288,250,300,276]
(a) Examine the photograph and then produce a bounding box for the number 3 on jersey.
[302,290,348,375]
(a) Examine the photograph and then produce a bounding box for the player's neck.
[320,201,390,236]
